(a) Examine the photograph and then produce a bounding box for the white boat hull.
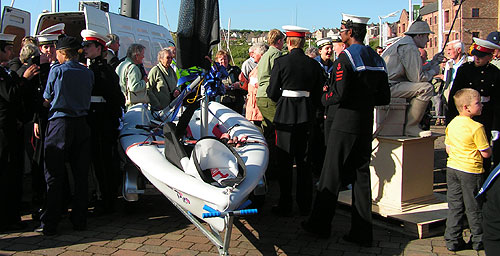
[120,102,268,232]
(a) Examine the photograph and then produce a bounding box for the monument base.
[338,191,448,239]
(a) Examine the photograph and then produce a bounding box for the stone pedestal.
[370,135,440,215]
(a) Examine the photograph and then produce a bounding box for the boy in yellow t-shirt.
[444,88,492,252]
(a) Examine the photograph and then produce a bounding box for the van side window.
[116,32,135,61]
[138,36,152,70]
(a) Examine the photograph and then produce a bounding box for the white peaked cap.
[0,33,16,44]
[282,25,309,37]
[81,29,109,46]
[473,37,500,50]
[40,23,65,35]
[341,13,370,25]
[331,34,342,42]
[316,38,332,48]
[37,34,59,45]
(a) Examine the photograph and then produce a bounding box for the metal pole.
[409,0,413,24]
[438,0,443,52]
[379,16,382,47]
[9,0,14,7]
[52,0,57,13]
[157,0,160,25]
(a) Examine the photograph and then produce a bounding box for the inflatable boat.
[118,67,268,254]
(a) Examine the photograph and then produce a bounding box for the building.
[394,0,499,58]
[420,2,439,56]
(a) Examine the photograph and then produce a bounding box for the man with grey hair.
[431,40,467,125]
[305,47,319,58]
[105,33,120,69]
[442,40,466,102]
[241,44,258,80]
[382,18,444,137]
[115,43,148,105]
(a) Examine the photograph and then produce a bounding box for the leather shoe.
[271,205,292,217]
[301,221,330,239]
[73,224,87,231]
[34,226,57,236]
[342,234,372,247]
[472,242,483,251]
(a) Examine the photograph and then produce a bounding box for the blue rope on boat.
[168,63,228,123]
[202,204,258,218]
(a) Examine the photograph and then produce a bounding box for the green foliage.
[369,38,379,50]
[214,39,251,67]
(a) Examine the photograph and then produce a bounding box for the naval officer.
[37,36,94,235]
[267,25,324,216]
[82,29,125,215]
[0,33,40,231]
[302,14,390,243]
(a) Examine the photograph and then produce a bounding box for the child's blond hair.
[453,88,480,113]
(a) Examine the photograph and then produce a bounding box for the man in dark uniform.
[82,29,125,214]
[267,25,324,216]
[37,36,94,235]
[105,33,120,70]
[309,38,333,176]
[446,37,500,175]
[0,33,40,231]
[302,14,390,243]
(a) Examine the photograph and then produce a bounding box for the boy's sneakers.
[472,241,484,251]
[446,239,467,252]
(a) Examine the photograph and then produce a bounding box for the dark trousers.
[42,117,91,230]
[444,168,483,247]
[275,123,312,212]
[0,126,22,227]
[307,130,373,240]
[483,176,500,255]
[91,126,119,211]
[307,116,325,176]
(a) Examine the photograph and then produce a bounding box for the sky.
[1,0,410,34]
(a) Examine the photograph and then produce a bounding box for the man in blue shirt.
[36,36,94,236]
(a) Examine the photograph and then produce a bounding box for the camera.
[26,55,40,66]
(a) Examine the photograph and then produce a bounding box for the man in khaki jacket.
[382,18,444,137]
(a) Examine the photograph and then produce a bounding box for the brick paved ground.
[0,126,488,255]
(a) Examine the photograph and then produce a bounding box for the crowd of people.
[1,13,500,255]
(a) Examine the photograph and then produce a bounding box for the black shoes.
[271,205,293,217]
[0,221,27,232]
[342,234,373,247]
[34,225,57,236]
[472,242,483,251]
[301,221,330,239]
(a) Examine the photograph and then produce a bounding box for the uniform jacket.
[323,44,390,135]
[105,49,120,70]
[446,62,500,129]
[267,48,324,125]
[88,56,125,129]
[43,60,94,120]
[382,35,439,84]
[147,63,178,110]
[0,66,25,130]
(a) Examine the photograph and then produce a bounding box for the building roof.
[420,1,438,16]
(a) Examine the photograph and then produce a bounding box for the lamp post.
[379,11,399,48]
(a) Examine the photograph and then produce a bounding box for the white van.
[1,4,175,70]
